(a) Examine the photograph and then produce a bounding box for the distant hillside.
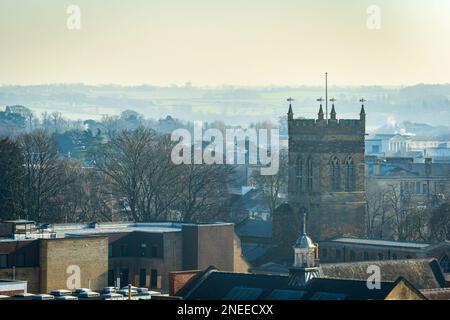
[0,84,448,128]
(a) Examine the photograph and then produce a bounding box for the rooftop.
[324,237,431,249]
[0,221,233,242]
[176,267,421,300]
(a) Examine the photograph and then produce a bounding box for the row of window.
[108,243,160,258]
[321,248,411,261]
[296,156,357,192]
[322,250,450,273]
[0,253,28,268]
[108,268,158,288]
[400,181,430,196]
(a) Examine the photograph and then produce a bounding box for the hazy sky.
[1,0,449,86]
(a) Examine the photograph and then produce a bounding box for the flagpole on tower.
[325,72,328,120]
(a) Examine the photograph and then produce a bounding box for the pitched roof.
[304,277,396,300]
[181,270,292,300]
[324,237,430,249]
[176,268,423,300]
[236,219,272,239]
[420,288,450,300]
[320,258,446,289]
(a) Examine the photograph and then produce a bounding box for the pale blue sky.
[1,0,449,85]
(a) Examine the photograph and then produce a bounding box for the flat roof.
[0,222,234,242]
[323,237,431,249]
[2,220,35,225]
[56,222,182,236]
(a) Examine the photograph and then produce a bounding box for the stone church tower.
[284,97,367,241]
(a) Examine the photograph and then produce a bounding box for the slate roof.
[320,258,446,290]
[180,269,292,300]
[324,237,430,249]
[420,288,450,300]
[367,160,450,177]
[240,243,275,263]
[251,258,446,290]
[235,219,272,239]
[304,277,396,300]
[229,189,270,214]
[177,267,423,300]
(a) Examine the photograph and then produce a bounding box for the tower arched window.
[330,156,341,191]
[307,157,313,191]
[296,157,303,192]
[345,156,356,191]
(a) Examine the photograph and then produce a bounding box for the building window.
[378,253,383,260]
[439,255,450,273]
[415,182,421,194]
[345,156,356,191]
[139,269,147,287]
[350,250,356,261]
[335,249,341,260]
[151,245,158,258]
[296,157,303,192]
[363,252,369,260]
[307,157,313,191]
[331,156,341,191]
[108,245,113,257]
[121,244,128,257]
[108,270,115,286]
[322,249,328,258]
[392,254,398,260]
[150,269,158,288]
[120,269,129,286]
[140,243,147,257]
[16,253,25,267]
[0,254,7,268]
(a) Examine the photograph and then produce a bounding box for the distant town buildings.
[366,133,450,163]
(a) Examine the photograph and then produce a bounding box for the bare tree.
[98,127,157,221]
[176,163,233,223]
[18,130,71,222]
[366,183,392,238]
[98,127,232,223]
[249,150,288,218]
[429,202,450,242]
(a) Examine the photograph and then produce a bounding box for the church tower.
[285,75,367,242]
[288,212,320,288]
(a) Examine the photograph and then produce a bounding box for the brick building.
[366,156,450,207]
[0,220,243,293]
[0,220,108,293]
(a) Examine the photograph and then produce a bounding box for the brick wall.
[39,236,108,293]
[168,270,200,296]
[182,224,235,272]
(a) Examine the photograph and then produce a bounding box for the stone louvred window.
[345,156,356,191]
[331,156,341,191]
[307,157,313,191]
[296,157,303,192]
